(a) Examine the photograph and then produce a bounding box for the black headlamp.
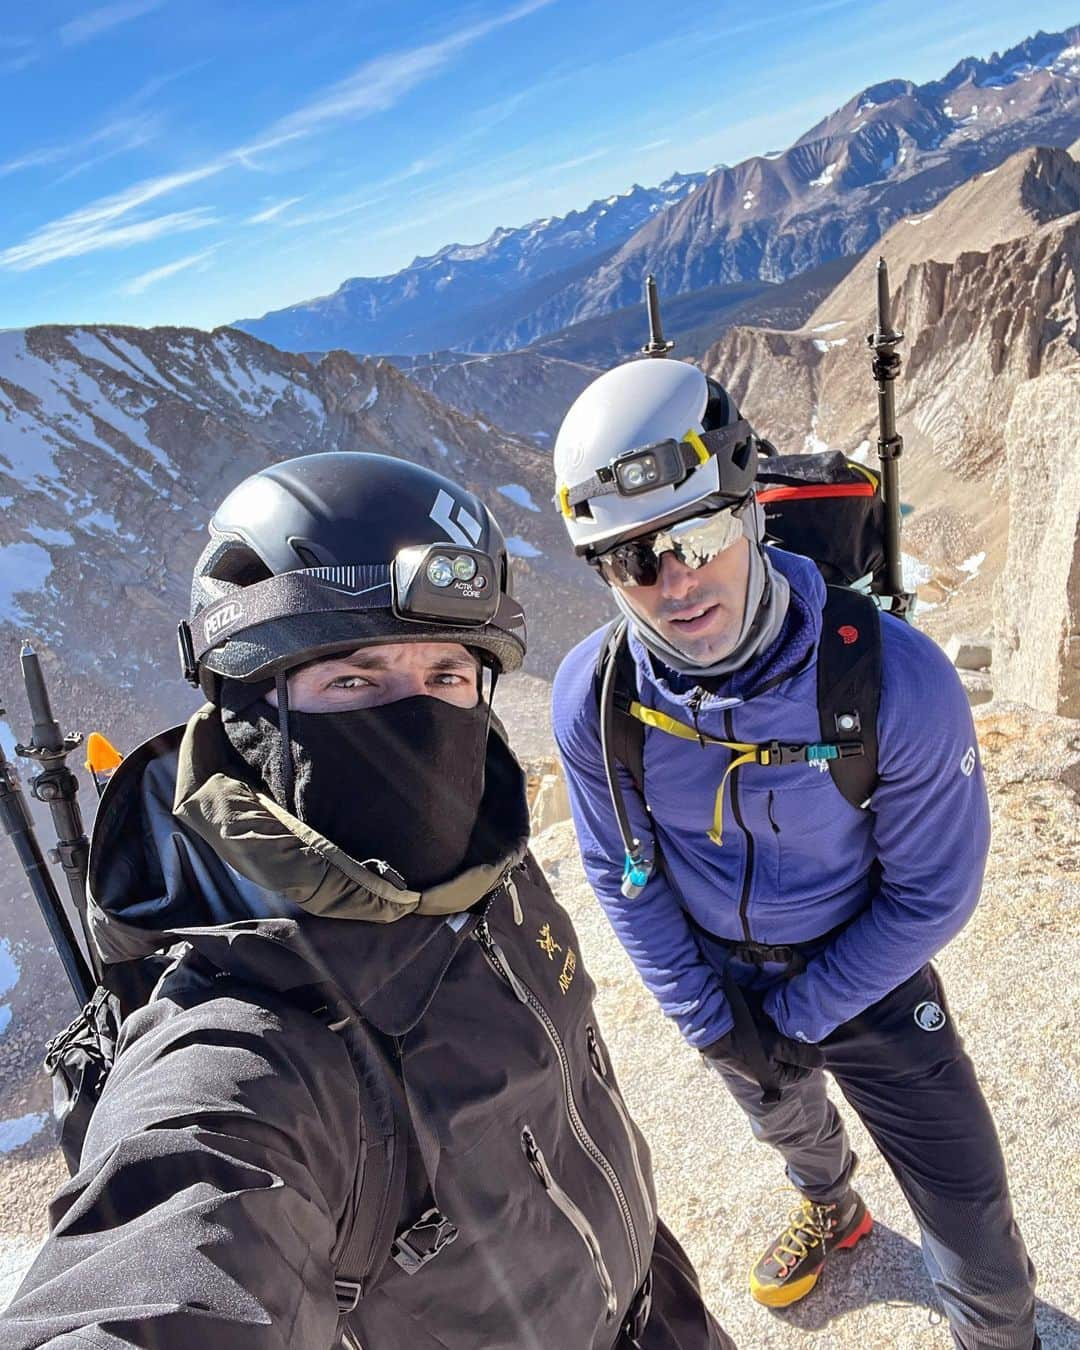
[558,420,757,520]
[611,438,699,496]
[392,544,499,625]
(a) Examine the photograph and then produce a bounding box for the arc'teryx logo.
[536,923,561,960]
[430,489,482,547]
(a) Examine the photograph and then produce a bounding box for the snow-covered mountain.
[236,25,1080,361]
[0,326,605,747]
[512,26,1080,337]
[235,173,705,356]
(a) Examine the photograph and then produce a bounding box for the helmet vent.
[208,544,274,588]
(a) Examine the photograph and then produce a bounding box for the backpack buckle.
[390,1208,459,1276]
[334,1278,363,1314]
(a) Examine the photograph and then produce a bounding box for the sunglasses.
[596,502,749,588]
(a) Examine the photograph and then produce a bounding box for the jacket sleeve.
[552,638,734,1049]
[0,990,361,1349]
[766,618,991,1044]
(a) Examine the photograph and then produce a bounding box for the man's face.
[266,641,480,713]
[612,535,751,664]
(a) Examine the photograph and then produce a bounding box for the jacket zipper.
[521,1125,618,1323]
[767,791,780,834]
[585,1026,654,1231]
[474,913,643,1285]
[724,708,755,942]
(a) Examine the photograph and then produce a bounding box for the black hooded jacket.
[0,705,712,1350]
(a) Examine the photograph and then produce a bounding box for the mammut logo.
[429,489,482,547]
[204,600,243,641]
[536,923,562,961]
[960,746,976,777]
[914,1001,946,1033]
[838,624,859,646]
[558,949,577,995]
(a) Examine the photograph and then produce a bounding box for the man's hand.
[701,983,824,1102]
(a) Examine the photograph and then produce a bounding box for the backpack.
[42,952,450,1333]
[594,448,890,900]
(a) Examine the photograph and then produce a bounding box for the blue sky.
[1,1,1077,330]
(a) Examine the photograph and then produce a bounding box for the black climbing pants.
[709,963,1038,1350]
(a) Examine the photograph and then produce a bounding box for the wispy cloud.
[636,138,671,153]
[59,0,165,47]
[124,244,219,294]
[271,0,554,138]
[1,205,215,271]
[545,149,609,174]
[1,2,552,273]
[246,196,305,224]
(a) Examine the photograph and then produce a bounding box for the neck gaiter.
[221,692,489,891]
[612,495,791,678]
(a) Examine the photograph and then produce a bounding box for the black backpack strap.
[326,1007,411,1322]
[817,587,881,810]
[596,619,646,795]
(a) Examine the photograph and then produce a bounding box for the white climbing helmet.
[552,359,759,558]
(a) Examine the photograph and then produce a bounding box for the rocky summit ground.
[1,702,1078,1348]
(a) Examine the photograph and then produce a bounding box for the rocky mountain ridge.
[703,141,1080,712]
[234,25,1080,362]
[235,173,706,357]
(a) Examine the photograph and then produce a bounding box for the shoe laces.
[771,1198,836,1269]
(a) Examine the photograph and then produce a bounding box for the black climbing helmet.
[180,452,527,700]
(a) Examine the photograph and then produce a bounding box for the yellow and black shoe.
[749,1191,872,1308]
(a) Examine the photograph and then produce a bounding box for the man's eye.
[430,673,465,686]
[329,676,369,690]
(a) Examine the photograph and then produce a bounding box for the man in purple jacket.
[550,358,1038,1350]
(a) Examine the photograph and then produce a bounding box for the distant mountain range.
[235,174,705,356]
[235,25,1080,361]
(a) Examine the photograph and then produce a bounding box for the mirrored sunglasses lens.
[667,511,743,566]
[605,541,659,587]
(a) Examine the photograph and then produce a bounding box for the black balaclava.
[220,681,490,891]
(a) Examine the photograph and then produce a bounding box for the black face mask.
[222,692,490,891]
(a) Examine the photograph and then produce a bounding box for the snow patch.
[0,1112,47,1154]
[902,552,932,590]
[906,212,933,226]
[360,385,379,411]
[812,322,846,333]
[506,536,542,558]
[812,338,848,352]
[0,1007,10,1037]
[810,163,838,189]
[959,551,986,578]
[850,439,871,464]
[497,484,540,513]
[741,190,755,211]
[803,414,829,454]
[0,542,53,621]
[25,525,73,547]
[432,437,450,457]
[0,939,18,999]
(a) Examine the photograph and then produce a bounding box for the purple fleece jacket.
[552,548,990,1048]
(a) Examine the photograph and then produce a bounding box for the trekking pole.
[866,258,914,618]
[0,701,95,1006]
[14,644,101,984]
[641,275,674,357]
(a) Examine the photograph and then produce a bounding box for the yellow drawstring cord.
[628,702,771,846]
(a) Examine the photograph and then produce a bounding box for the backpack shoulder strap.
[818,587,882,810]
[594,618,645,795]
[326,1008,410,1320]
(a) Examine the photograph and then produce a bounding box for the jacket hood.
[85,701,530,1032]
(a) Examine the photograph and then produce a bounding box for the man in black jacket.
[1,452,733,1350]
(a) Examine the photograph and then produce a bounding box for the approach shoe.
[749,1190,872,1308]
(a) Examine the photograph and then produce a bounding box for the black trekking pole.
[641,274,674,358]
[866,258,915,620]
[0,701,95,1006]
[14,644,100,978]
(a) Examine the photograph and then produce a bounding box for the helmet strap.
[273,671,297,817]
